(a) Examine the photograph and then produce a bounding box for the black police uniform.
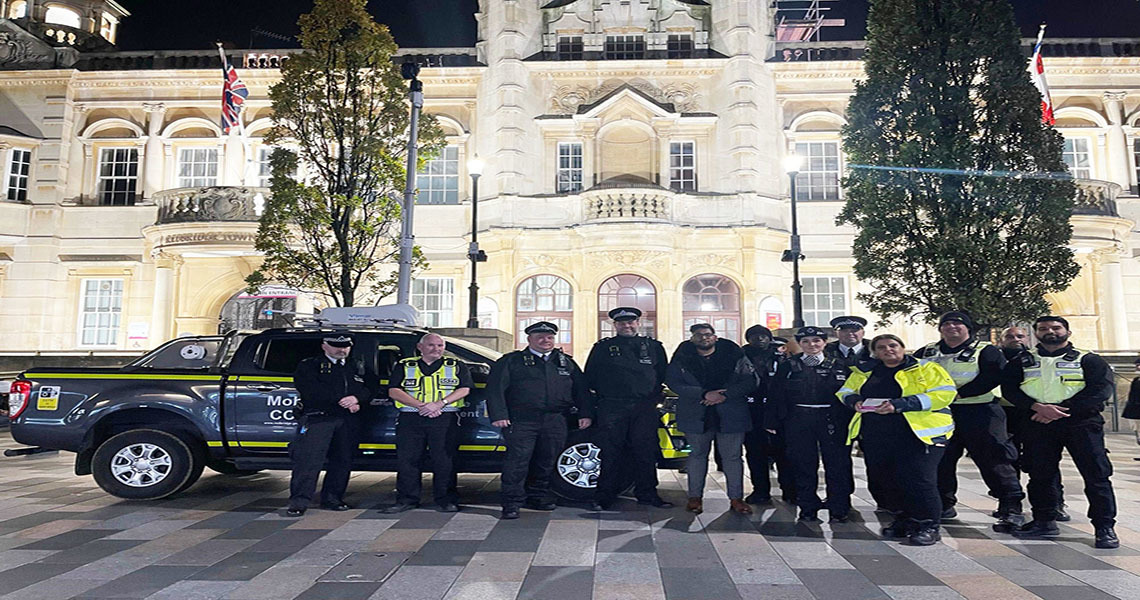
[288,352,372,512]
[389,358,473,509]
[742,343,796,502]
[585,332,669,505]
[824,340,871,369]
[915,339,1024,517]
[768,343,855,519]
[1002,343,1116,530]
[487,344,591,512]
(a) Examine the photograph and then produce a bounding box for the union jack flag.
[220,54,248,134]
[1028,24,1054,125]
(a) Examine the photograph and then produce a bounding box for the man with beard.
[741,325,795,504]
[667,323,758,515]
[587,307,671,510]
[915,311,1024,530]
[825,315,872,367]
[1003,316,1118,549]
[999,326,1069,522]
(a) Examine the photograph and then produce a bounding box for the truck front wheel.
[92,429,195,500]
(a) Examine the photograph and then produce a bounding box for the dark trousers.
[395,412,460,506]
[1022,413,1116,527]
[501,412,566,508]
[289,415,357,510]
[744,404,795,499]
[861,416,944,522]
[1004,405,1065,505]
[785,406,854,515]
[937,402,1024,509]
[596,402,661,503]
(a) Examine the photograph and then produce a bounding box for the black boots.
[908,519,941,546]
[1013,520,1060,538]
[992,500,1024,533]
[1095,526,1120,549]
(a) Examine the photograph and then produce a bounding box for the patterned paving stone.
[368,565,465,600]
[145,580,245,600]
[845,555,945,586]
[77,565,206,598]
[532,520,596,567]
[404,539,483,567]
[1024,585,1125,600]
[660,566,743,600]
[795,568,892,600]
[594,552,662,585]
[596,528,654,553]
[222,565,330,600]
[878,586,968,600]
[292,581,383,600]
[517,566,594,600]
[188,551,293,581]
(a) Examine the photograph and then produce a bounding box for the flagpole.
[217,42,253,186]
[1035,23,1046,48]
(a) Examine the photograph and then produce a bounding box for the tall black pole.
[396,71,423,306]
[789,171,804,328]
[466,173,481,328]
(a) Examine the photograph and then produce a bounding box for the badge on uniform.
[557,369,570,376]
[403,378,419,388]
[639,357,653,364]
[440,377,460,386]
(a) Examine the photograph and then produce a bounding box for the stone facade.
[0,0,1138,358]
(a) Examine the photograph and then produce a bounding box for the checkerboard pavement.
[1,430,1139,600]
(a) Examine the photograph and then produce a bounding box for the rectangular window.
[177,148,218,188]
[416,145,459,204]
[6,148,31,202]
[556,143,583,193]
[802,276,847,329]
[1063,138,1092,180]
[96,147,138,206]
[256,146,298,187]
[605,35,645,60]
[557,36,583,60]
[1134,138,1140,194]
[794,141,841,201]
[412,277,454,327]
[667,34,694,59]
[669,141,696,192]
[79,278,123,347]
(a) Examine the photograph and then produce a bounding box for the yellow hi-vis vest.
[837,359,957,445]
[394,357,465,410]
[1018,347,1088,405]
[916,340,994,405]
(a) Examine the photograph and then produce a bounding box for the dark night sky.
[114,0,1140,51]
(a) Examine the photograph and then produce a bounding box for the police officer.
[915,311,1024,528]
[826,316,872,367]
[385,333,472,514]
[767,326,855,523]
[741,325,796,504]
[998,327,1070,522]
[487,322,593,519]
[286,334,371,517]
[1003,316,1118,549]
[772,337,789,356]
[587,307,672,509]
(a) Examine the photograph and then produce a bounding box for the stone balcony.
[154,186,268,225]
[1073,179,1122,217]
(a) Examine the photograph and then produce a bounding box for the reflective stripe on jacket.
[837,359,957,445]
[394,357,465,410]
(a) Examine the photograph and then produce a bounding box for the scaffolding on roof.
[774,0,846,42]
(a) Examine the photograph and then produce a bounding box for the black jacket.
[293,355,373,417]
[824,340,871,370]
[743,344,780,402]
[766,354,853,430]
[486,349,592,422]
[1001,343,1113,417]
[915,338,1006,399]
[665,339,757,435]
[1122,376,1140,420]
[585,335,668,403]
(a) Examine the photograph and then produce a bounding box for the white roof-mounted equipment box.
[310,304,421,327]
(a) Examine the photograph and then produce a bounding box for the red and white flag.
[1029,24,1054,125]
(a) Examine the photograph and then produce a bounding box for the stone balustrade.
[154,186,268,225]
[1073,179,1121,217]
[583,189,672,221]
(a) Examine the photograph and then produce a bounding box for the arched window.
[682,274,741,343]
[44,5,81,28]
[516,274,573,348]
[7,1,27,19]
[598,274,656,338]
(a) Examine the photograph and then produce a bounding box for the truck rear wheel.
[92,429,195,500]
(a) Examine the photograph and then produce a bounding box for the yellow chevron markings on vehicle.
[232,376,295,383]
[206,441,224,447]
[459,445,506,451]
[29,373,223,381]
[359,443,396,450]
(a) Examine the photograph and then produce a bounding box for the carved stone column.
[64,103,88,202]
[149,249,180,343]
[1102,92,1130,190]
[1099,253,1129,350]
[142,103,166,200]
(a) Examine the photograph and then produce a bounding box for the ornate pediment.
[549,80,703,114]
[0,21,60,70]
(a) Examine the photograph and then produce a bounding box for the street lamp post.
[782,153,805,328]
[466,157,486,328]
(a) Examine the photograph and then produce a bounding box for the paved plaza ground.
[1,431,1139,600]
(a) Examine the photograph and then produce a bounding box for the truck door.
[224,334,323,456]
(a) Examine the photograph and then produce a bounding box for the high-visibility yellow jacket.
[393,357,466,410]
[837,356,957,445]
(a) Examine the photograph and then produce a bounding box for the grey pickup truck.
[7,325,689,501]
